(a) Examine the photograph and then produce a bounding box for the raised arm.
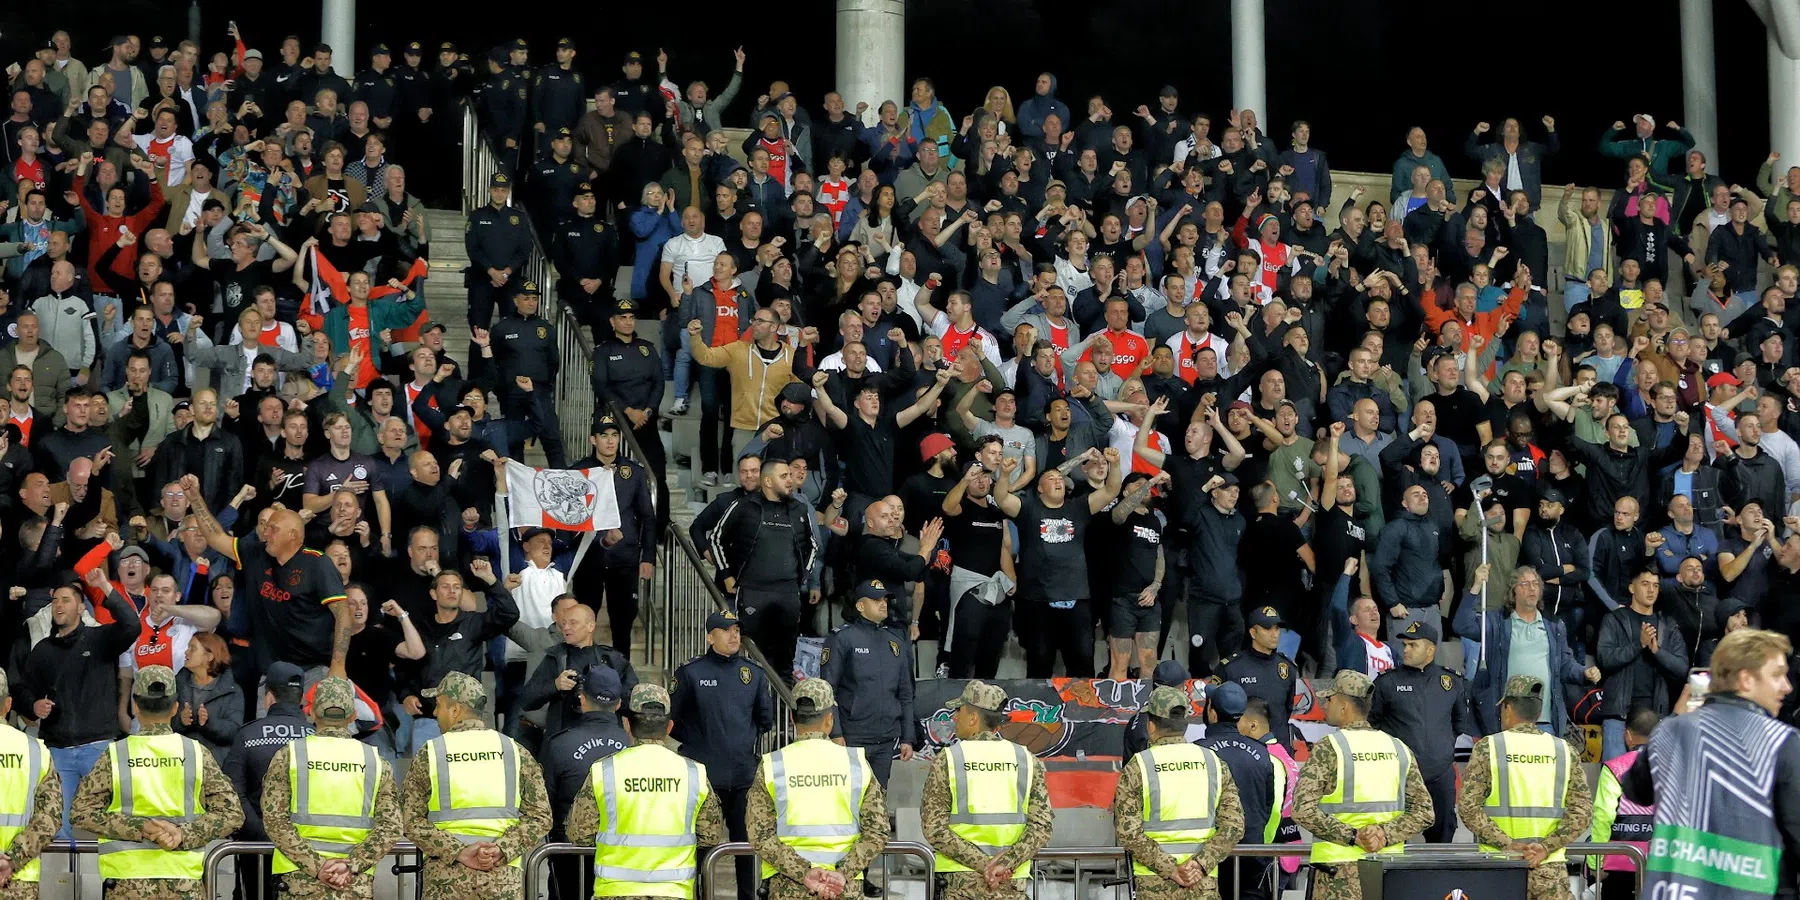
[1086,447,1125,514]
[809,370,849,429]
[897,366,954,428]
[179,474,240,562]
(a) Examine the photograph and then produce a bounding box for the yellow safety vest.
[592,742,709,899]
[424,730,523,868]
[1268,750,1289,843]
[1131,742,1222,877]
[935,739,1036,877]
[97,733,206,880]
[1309,729,1411,864]
[0,726,47,884]
[759,739,872,879]
[272,735,382,874]
[1480,730,1572,863]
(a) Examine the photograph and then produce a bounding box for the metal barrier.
[36,840,96,900]
[702,841,937,900]
[202,839,423,899]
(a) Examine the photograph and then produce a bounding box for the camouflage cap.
[792,678,835,714]
[1503,675,1545,701]
[312,677,356,720]
[1316,669,1374,700]
[946,680,1006,714]
[629,682,671,714]
[421,671,487,709]
[1143,685,1193,720]
[133,665,177,699]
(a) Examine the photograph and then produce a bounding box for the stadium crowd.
[0,13,1797,900]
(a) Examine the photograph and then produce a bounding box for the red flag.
[301,253,430,333]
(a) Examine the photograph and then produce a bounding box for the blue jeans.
[51,741,108,840]
[1461,637,1481,680]
[672,344,694,400]
[410,714,443,755]
[1602,718,1627,762]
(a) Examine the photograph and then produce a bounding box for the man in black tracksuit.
[1522,488,1593,649]
[822,580,919,788]
[1369,620,1477,843]
[224,662,313,899]
[708,459,817,681]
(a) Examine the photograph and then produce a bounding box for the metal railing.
[202,839,424,899]
[704,840,936,899]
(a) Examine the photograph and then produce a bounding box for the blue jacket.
[1327,572,1400,679]
[1453,597,1588,735]
[628,206,681,299]
[1015,74,1071,140]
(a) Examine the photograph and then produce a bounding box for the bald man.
[48,455,118,539]
[389,449,464,555]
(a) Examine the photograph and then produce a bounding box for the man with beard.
[1523,488,1594,652]
[708,459,816,681]
[993,450,1122,678]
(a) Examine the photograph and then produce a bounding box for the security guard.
[590,298,666,516]
[477,49,527,171]
[223,661,314,900]
[920,681,1054,900]
[570,412,657,669]
[566,683,729,897]
[1124,660,1192,760]
[750,679,893,900]
[1196,682,1276,900]
[71,666,245,900]
[533,39,587,151]
[554,184,622,331]
[529,128,587,230]
[490,280,566,466]
[1456,676,1593,900]
[465,172,532,330]
[352,44,400,129]
[822,579,920,789]
[1291,671,1434,900]
[1113,686,1244,900]
[1369,619,1477,844]
[1216,606,1298,748]
[263,677,403,898]
[671,611,776,900]
[400,672,552,900]
[542,666,631,900]
[0,669,62,897]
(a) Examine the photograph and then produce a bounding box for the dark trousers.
[549,850,595,900]
[577,562,642,650]
[630,417,671,538]
[738,587,801,682]
[948,591,1011,679]
[1217,855,1273,900]
[1187,595,1245,679]
[1022,599,1094,678]
[1423,768,1458,843]
[233,854,277,900]
[466,275,519,331]
[855,739,896,787]
[1600,870,1638,900]
[696,369,733,474]
[718,785,756,900]
[501,387,567,467]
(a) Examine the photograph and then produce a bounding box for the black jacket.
[821,618,919,748]
[541,709,629,839]
[518,641,639,738]
[1370,662,1477,782]
[14,584,139,747]
[153,425,247,514]
[223,700,312,838]
[1523,519,1591,617]
[671,649,776,790]
[1564,435,1686,529]
[708,492,816,593]
[1716,448,1787,519]
[399,580,519,702]
[1595,605,1688,718]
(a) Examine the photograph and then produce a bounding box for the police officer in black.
[1196,682,1277,900]
[1123,659,1191,759]
[528,128,587,235]
[1369,619,1477,843]
[418,42,474,203]
[571,412,657,657]
[465,172,532,330]
[541,665,630,900]
[554,183,621,331]
[490,280,566,466]
[589,298,667,524]
[478,48,527,172]
[352,43,399,131]
[607,50,661,126]
[222,662,314,899]
[671,610,775,900]
[821,579,919,789]
[1216,605,1299,749]
[533,39,587,154]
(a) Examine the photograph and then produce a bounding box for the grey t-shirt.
[975,419,1036,470]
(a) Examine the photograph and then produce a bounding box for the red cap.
[920,433,955,462]
[1706,373,1742,390]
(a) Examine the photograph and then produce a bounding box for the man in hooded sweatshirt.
[1016,72,1071,140]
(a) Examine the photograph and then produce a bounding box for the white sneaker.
[670,398,690,416]
[702,472,720,486]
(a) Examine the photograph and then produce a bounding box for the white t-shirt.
[660,232,727,294]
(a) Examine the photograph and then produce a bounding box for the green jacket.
[321,291,427,366]
[1597,126,1696,191]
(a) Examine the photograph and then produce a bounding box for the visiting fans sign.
[504,460,622,532]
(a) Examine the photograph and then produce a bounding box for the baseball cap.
[706,609,739,632]
[1503,675,1545,701]
[1707,372,1742,389]
[623,50,644,65]
[1209,681,1248,717]
[593,411,622,434]
[1539,487,1568,505]
[404,42,424,55]
[792,678,835,715]
[420,320,448,335]
[1399,620,1440,643]
[1248,605,1282,629]
[446,404,476,421]
[853,579,895,603]
[422,671,487,709]
[510,38,528,51]
[557,37,577,51]
[610,298,637,318]
[265,661,305,689]
[489,172,510,189]
[553,126,573,139]
[1210,472,1241,490]
[119,545,150,564]
[370,43,390,57]
[133,665,177,699]
[1151,660,1190,687]
[1045,179,1067,191]
[582,665,623,702]
[1143,685,1192,719]
[575,181,596,196]
[1316,669,1374,700]
[439,42,458,54]
[919,433,954,463]
[628,682,670,713]
[312,677,356,719]
[1158,85,1179,98]
[517,280,541,296]
[243,49,263,61]
[947,680,1007,713]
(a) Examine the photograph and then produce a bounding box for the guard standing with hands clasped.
[750,679,892,900]
[823,580,920,790]
[555,184,621,331]
[262,677,403,898]
[921,681,1054,900]
[401,671,552,900]
[1292,671,1435,900]
[590,298,668,524]
[1113,685,1244,900]
[1370,619,1477,844]
[541,666,631,900]
[566,683,729,899]
[72,666,245,900]
[1456,676,1592,900]
[671,610,775,900]
[465,172,532,332]
[0,669,62,899]
[491,280,566,466]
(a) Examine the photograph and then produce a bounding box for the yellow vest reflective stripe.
[1268,752,1289,843]
[936,740,1034,877]
[1132,743,1221,876]
[98,734,205,880]
[424,730,523,867]
[1309,730,1410,864]
[272,736,381,874]
[592,743,707,898]
[760,740,870,879]
[1480,731,1571,862]
[0,728,46,884]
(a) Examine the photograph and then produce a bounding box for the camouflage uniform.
[399,672,552,900]
[565,684,730,900]
[920,682,1055,900]
[70,667,245,900]
[262,679,404,899]
[0,671,63,900]
[748,680,892,900]
[1455,677,1593,900]
[1292,673,1435,900]
[1112,687,1245,900]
